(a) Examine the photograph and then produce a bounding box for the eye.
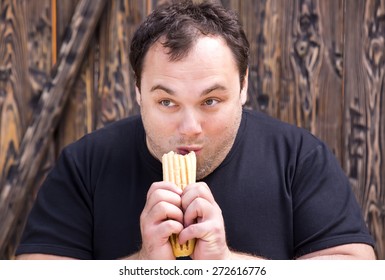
[159,99,175,107]
[203,99,219,106]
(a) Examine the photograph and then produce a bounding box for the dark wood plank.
[0,0,383,260]
[0,0,55,259]
[230,0,344,157]
[0,0,108,259]
[344,0,385,259]
[23,0,57,199]
[314,0,344,158]
[55,0,91,153]
[0,0,31,188]
[96,0,139,129]
[288,0,324,134]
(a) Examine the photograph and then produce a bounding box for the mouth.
[177,147,202,155]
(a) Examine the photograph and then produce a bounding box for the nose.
[178,109,202,136]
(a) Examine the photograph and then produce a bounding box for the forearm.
[297,244,376,260]
[228,250,266,260]
[120,251,143,260]
[121,249,265,260]
[16,254,76,260]
[230,244,376,260]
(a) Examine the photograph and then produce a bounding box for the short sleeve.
[16,145,94,259]
[292,143,374,257]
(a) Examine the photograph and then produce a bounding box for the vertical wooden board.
[380,73,385,259]
[219,0,284,119]
[56,48,97,153]
[19,0,55,196]
[23,0,56,191]
[218,0,277,115]
[270,0,344,159]
[1,0,108,259]
[0,0,30,187]
[344,0,385,259]
[315,0,344,158]
[56,0,80,46]
[96,0,139,129]
[273,0,297,125]
[231,0,296,123]
[0,0,53,186]
[55,0,95,153]
[23,0,52,113]
[288,0,321,133]
[125,0,145,115]
[0,0,53,258]
[361,0,385,259]
[257,0,284,116]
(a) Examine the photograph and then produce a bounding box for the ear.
[240,68,248,105]
[135,86,141,106]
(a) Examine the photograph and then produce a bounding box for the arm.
[121,181,228,260]
[130,173,376,260]
[178,181,376,260]
[297,243,376,260]
[133,181,184,259]
[227,243,375,260]
[15,146,95,260]
[16,254,76,260]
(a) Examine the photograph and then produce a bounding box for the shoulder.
[242,109,322,154]
[85,115,143,143]
[60,115,144,164]
[67,115,142,150]
[243,109,313,136]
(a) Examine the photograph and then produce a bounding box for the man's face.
[137,36,248,179]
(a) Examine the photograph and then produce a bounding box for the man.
[16,0,375,260]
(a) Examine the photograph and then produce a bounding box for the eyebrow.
[150,85,175,95]
[150,83,227,96]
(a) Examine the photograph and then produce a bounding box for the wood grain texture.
[0,1,40,260]
[290,0,322,134]
[0,0,30,189]
[96,0,137,129]
[313,0,344,158]
[222,0,343,158]
[221,0,383,259]
[344,0,385,259]
[23,0,57,200]
[0,0,108,259]
[0,0,384,259]
[55,0,89,152]
[362,0,385,259]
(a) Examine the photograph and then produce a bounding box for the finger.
[146,181,182,200]
[146,188,182,212]
[183,197,215,227]
[182,182,215,210]
[139,218,184,260]
[156,220,184,240]
[178,220,222,244]
[145,201,184,225]
[140,201,184,243]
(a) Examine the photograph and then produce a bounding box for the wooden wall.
[0,0,384,259]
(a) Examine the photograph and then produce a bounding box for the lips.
[177,147,202,155]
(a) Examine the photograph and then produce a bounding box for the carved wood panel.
[0,0,384,259]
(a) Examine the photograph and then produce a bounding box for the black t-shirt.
[16,109,374,259]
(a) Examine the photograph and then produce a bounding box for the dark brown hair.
[129,0,249,89]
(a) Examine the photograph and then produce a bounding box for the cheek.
[143,110,178,139]
[202,117,230,136]
[206,107,239,132]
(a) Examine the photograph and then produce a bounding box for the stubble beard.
[142,108,243,180]
[196,112,241,180]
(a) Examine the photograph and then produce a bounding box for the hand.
[178,182,231,259]
[138,181,184,259]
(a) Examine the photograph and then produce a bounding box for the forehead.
[142,36,239,77]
